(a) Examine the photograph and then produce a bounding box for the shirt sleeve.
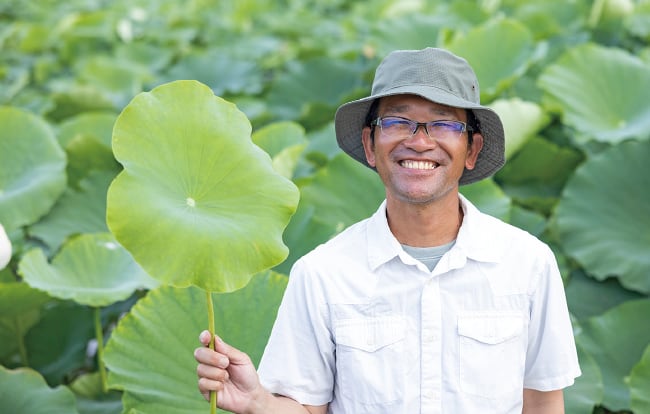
[257,256,335,406]
[524,244,582,391]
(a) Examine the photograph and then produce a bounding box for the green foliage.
[0,0,648,413]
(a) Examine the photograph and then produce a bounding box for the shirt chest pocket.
[335,316,406,406]
[458,313,527,399]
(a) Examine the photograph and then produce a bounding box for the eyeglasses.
[372,116,473,140]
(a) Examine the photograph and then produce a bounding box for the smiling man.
[195,47,581,414]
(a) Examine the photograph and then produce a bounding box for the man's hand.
[195,331,328,414]
[195,331,264,413]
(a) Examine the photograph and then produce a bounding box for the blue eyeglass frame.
[372,116,474,137]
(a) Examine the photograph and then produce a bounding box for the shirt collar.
[366,195,505,271]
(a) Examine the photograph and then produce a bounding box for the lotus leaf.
[447,19,535,101]
[564,342,604,414]
[575,299,650,410]
[29,170,115,251]
[0,366,79,414]
[554,139,650,294]
[538,43,650,144]
[106,80,299,292]
[489,98,549,159]
[19,233,157,307]
[0,106,66,232]
[629,344,650,414]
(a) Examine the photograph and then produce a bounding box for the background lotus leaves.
[0,282,51,364]
[0,106,66,232]
[106,80,299,292]
[629,344,650,414]
[575,299,650,410]
[104,272,287,414]
[489,98,550,159]
[19,233,158,307]
[29,171,115,252]
[0,366,79,414]
[497,136,583,214]
[564,341,604,414]
[554,139,650,294]
[252,121,308,179]
[538,43,650,144]
[447,19,535,101]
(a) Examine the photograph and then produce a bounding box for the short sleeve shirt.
[257,195,581,414]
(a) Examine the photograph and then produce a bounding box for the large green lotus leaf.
[299,153,385,231]
[565,270,645,322]
[25,300,94,385]
[0,106,66,232]
[104,272,287,414]
[0,366,79,414]
[575,299,650,410]
[554,140,650,293]
[447,19,535,101]
[629,344,650,414]
[538,43,650,143]
[460,179,511,222]
[19,233,158,307]
[29,170,114,252]
[489,98,550,159]
[564,340,604,414]
[106,80,299,292]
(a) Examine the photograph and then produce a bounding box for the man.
[194,47,581,414]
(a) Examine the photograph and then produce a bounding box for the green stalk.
[94,307,108,394]
[206,291,217,414]
[14,317,29,366]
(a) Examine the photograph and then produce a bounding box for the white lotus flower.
[0,223,11,270]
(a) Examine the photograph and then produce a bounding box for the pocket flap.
[336,316,406,352]
[458,314,524,345]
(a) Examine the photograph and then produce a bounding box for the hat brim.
[334,86,505,185]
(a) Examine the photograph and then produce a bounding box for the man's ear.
[464,132,484,171]
[361,126,376,167]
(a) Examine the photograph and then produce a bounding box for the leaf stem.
[206,291,217,414]
[14,317,29,366]
[94,307,108,394]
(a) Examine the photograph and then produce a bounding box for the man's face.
[361,94,483,205]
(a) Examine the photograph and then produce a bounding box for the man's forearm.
[245,390,327,414]
[522,389,564,414]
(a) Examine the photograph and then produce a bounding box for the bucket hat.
[334,47,505,185]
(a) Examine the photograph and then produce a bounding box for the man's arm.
[195,331,328,414]
[522,389,564,414]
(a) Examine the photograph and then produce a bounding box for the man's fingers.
[198,330,212,346]
[198,377,224,400]
[213,335,251,365]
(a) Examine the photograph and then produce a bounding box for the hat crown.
[371,48,480,105]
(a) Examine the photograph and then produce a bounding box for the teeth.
[400,160,437,170]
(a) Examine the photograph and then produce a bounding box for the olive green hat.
[334,47,505,185]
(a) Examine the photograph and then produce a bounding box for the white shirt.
[258,195,581,414]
